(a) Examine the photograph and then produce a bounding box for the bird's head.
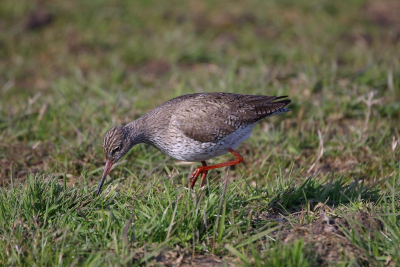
[97,126,131,195]
[103,126,131,163]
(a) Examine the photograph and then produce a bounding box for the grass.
[1,0,400,265]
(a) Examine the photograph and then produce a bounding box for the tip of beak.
[96,187,102,196]
[97,159,113,196]
[96,179,105,196]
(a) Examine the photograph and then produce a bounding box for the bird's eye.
[112,146,121,154]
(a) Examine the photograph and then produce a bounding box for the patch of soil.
[25,8,54,31]
[155,251,235,267]
[254,25,280,39]
[162,11,187,24]
[127,245,236,266]
[340,32,374,47]
[262,209,384,265]
[0,142,53,186]
[211,33,237,49]
[363,0,400,30]
[318,156,360,175]
[137,60,172,77]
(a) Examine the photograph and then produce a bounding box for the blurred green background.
[1,0,399,183]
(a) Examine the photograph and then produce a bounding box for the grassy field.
[1,0,399,265]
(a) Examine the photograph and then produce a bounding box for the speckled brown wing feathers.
[172,93,290,143]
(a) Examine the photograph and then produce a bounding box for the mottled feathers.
[169,93,290,143]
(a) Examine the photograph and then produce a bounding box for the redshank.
[97,92,290,195]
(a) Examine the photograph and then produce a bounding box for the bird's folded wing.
[172,93,290,143]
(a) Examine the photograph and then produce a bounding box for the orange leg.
[190,161,208,189]
[189,148,243,189]
[199,161,208,188]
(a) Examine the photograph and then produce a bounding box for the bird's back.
[168,92,290,143]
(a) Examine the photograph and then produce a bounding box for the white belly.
[161,123,257,162]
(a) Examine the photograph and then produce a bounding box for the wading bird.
[97,92,290,195]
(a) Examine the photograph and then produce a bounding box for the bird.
[97,92,291,195]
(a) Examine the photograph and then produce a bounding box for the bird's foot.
[188,168,202,189]
[188,161,208,189]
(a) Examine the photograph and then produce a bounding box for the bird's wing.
[171,93,290,143]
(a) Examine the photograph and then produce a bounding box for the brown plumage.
[97,92,291,195]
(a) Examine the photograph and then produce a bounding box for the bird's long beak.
[97,159,114,196]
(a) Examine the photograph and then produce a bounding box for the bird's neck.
[124,111,168,148]
[124,117,148,146]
